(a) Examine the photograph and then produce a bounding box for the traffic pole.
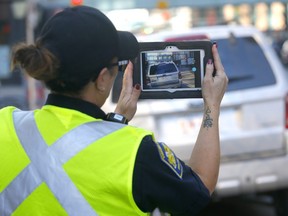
[25,0,38,110]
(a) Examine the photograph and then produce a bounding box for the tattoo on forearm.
[203,107,213,128]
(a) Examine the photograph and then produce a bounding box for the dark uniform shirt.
[46,94,211,215]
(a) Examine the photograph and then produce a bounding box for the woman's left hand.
[114,61,141,122]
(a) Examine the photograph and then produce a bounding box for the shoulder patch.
[155,142,183,179]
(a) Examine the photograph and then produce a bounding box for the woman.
[0,5,228,216]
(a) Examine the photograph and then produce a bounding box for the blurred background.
[0,0,287,110]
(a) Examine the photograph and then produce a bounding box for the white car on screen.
[146,61,182,88]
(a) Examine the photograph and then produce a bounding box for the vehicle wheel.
[273,189,288,216]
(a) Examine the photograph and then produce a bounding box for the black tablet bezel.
[133,40,213,99]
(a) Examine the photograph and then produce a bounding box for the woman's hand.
[114,61,141,121]
[202,44,228,109]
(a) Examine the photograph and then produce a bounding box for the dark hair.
[12,40,59,82]
[12,40,91,93]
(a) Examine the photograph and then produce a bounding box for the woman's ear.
[94,67,109,92]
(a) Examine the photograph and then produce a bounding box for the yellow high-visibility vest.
[0,105,152,216]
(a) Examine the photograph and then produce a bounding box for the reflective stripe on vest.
[0,110,125,216]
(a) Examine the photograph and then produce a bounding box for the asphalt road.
[181,70,195,88]
[198,196,277,216]
[152,195,278,216]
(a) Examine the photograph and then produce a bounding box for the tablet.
[133,40,213,99]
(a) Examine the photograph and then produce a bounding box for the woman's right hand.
[202,43,228,108]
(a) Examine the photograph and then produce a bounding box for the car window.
[150,63,177,75]
[217,36,276,91]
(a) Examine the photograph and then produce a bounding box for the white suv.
[146,61,182,88]
[105,25,288,215]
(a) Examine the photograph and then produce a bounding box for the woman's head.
[12,6,139,95]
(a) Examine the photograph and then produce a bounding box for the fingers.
[115,61,141,121]
[211,43,225,75]
[122,61,133,92]
[121,61,141,94]
[202,43,228,107]
[204,59,214,79]
[212,43,229,86]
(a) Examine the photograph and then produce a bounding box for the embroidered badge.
[156,142,183,179]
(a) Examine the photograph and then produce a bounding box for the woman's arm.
[188,43,228,194]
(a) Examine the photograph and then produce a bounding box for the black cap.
[38,6,139,88]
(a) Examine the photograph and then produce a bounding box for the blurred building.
[0,0,287,110]
[15,0,285,34]
[98,0,288,35]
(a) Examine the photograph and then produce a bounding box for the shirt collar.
[45,93,106,120]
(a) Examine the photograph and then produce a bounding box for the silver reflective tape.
[49,120,125,164]
[0,110,125,216]
[0,165,42,215]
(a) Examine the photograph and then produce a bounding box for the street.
[199,196,277,216]
[152,195,278,216]
[180,70,195,88]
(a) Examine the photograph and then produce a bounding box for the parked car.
[281,39,288,67]
[146,61,182,88]
[104,25,288,215]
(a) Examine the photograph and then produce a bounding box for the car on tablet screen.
[146,61,182,88]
